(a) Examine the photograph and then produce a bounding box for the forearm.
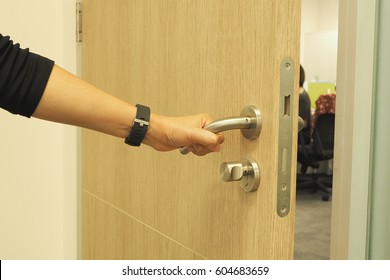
[2,34,223,155]
[33,65,135,138]
[33,65,223,155]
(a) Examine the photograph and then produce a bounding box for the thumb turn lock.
[219,158,260,192]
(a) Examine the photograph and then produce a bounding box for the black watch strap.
[124,104,150,146]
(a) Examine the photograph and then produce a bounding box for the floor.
[294,186,332,260]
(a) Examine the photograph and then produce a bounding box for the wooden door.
[82,0,301,259]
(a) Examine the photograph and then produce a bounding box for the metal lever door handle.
[180,105,261,155]
[220,158,260,192]
[298,116,304,132]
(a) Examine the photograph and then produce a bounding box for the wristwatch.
[124,104,150,146]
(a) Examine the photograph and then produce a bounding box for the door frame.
[330,0,377,259]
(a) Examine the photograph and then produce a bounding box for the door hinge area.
[76,2,82,42]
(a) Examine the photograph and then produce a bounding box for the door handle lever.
[180,105,261,155]
[298,116,304,132]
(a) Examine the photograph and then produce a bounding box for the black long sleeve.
[0,34,54,117]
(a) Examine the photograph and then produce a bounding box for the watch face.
[136,104,151,121]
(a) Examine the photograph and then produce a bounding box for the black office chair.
[297,113,335,201]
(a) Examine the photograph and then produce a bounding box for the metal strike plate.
[277,57,295,217]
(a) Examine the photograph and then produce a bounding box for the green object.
[308,82,335,108]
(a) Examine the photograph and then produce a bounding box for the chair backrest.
[312,93,336,132]
[312,113,335,159]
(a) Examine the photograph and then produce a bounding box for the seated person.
[298,65,312,144]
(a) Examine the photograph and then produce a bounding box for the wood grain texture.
[82,191,204,259]
[82,0,301,259]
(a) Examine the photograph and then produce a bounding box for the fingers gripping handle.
[180,117,253,155]
[180,105,262,155]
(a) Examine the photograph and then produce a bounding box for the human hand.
[142,113,224,156]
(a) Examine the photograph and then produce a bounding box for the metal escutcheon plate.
[239,158,260,192]
[240,105,262,140]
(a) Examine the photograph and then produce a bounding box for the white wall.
[0,0,79,259]
[301,0,339,83]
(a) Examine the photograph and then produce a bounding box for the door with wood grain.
[82,0,301,259]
